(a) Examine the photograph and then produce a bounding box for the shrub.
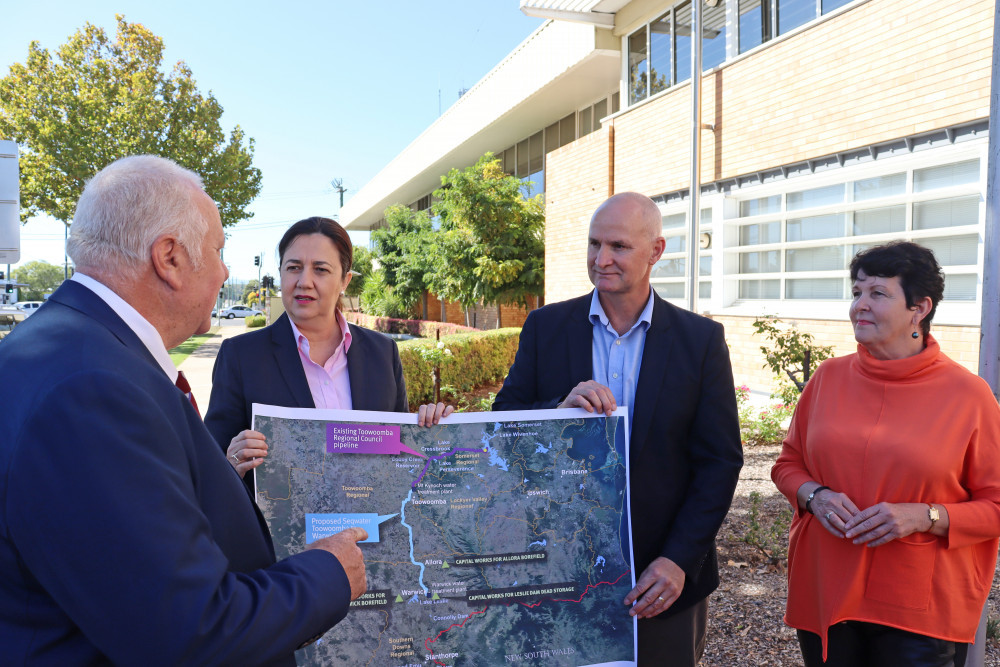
[345,311,478,337]
[736,385,794,447]
[743,490,793,563]
[246,314,266,328]
[752,316,833,405]
[398,329,520,405]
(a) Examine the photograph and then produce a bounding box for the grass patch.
[169,328,218,366]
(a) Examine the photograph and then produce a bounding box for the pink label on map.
[326,423,426,458]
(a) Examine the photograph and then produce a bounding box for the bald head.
[592,192,663,243]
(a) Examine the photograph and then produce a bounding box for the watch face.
[929,506,940,522]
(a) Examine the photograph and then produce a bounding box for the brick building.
[342,0,991,395]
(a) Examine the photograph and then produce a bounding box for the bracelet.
[805,486,831,515]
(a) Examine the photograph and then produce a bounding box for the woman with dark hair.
[205,217,450,480]
[772,241,1000,666]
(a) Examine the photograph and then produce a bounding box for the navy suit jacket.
[0,282,351,665]
[205,312,407,453]
[493,291,742,614]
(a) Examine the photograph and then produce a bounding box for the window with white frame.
[729,158,981,302]
[650,208,713,301]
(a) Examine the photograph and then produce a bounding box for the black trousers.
[798,621,968,667]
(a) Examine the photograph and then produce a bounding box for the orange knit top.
[771,336,1000,657]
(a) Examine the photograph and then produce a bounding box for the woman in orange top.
[772,242,1000,666]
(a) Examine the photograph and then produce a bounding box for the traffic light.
[254,256,260,267]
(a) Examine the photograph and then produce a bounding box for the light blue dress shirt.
[589,287,655,438]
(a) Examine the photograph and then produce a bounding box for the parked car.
[16,301,44,317]
[219,305,263,319]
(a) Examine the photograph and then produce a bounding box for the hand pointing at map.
[308,526,369,600]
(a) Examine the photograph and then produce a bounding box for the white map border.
[251,403,637,666]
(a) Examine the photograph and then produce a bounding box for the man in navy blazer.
[494,192,742,665]
[0,156,367,664]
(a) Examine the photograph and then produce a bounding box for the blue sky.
[2,1,543,281]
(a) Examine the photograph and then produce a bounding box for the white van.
[16,301,43,317]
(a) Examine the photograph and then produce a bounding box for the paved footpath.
[178,323,247,417]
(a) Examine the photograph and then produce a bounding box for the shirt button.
[616,339,621,345]
[613,372,619,379]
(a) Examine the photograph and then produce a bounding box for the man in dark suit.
[0,156,367,664]
[494,192,742,665]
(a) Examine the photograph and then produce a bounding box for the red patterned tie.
[175,370,201,417]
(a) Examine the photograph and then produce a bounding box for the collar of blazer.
[49,280,162,374]
[268,312,316,409]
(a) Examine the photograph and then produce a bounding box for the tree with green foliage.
[430,153,544,326]
[345,245,373,299]
[359,268,410,319]
[12,260,65,301]
[240,279,260,305]
[0,15,261,229]
[371,205,434,315]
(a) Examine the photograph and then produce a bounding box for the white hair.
[67,155,208,277]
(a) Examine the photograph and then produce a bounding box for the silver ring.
[231,453,240,463]
[825,511,834,520]
[657,596,665,602]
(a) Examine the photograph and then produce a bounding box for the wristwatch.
[927,504,940,529]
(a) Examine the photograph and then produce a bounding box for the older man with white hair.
[0,155,367,665]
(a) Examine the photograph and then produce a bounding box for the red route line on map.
[423,570,631,666]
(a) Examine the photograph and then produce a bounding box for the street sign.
[0,141,19,264]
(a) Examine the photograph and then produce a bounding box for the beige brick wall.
[544,126,613,303]
[716,315,981,396]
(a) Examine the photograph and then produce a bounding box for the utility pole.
[331,179,347,209]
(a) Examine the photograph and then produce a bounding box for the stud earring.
[912,331,920,339]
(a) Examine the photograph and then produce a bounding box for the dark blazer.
[0,281,351,665]
[493,291,742,614]
[205,312,408,451]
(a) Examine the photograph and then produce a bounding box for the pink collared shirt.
[288,312,353,410]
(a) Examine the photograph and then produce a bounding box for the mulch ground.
[702,443,1000,666]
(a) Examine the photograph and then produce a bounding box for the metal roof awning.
[518,0,629,28]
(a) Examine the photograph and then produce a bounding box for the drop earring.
[912,331,919,339]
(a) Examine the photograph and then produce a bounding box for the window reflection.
[629,29,649,105]
[777,0,816,35]
[650,13,671,94]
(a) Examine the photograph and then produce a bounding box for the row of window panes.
[497,92,619,193]
[739,234,978,274]
[738,160,980,218]
[628,1,726,105]
[739,273,977,301]
[579,94,620,138]
[653,282,712,300]
[739,196,979,246]
[739,0,854,53]
[629,0,856,107]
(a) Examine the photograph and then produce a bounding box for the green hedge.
[398,328,520,405]
[246,314,267,328]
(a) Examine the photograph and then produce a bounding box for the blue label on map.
[305,513,397,544]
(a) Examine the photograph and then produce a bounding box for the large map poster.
[252,405,635,667]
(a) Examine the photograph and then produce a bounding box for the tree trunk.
[422,292,428,321]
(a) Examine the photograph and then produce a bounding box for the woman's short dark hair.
[277,216,353,278]
[849,241,944,336]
